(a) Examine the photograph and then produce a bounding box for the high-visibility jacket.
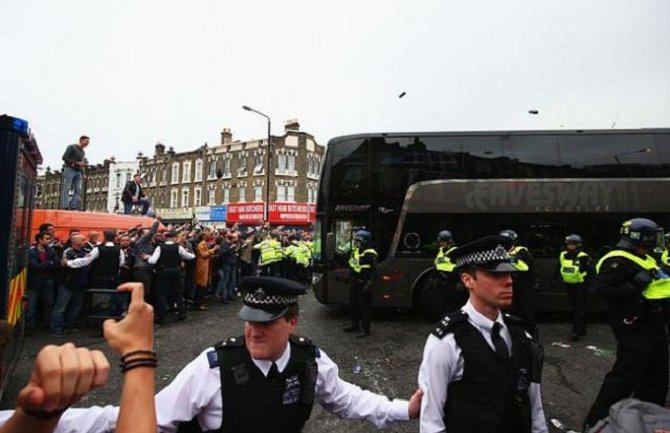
[348,247,378,274]
[559,251,589,284]
[256,239,283,266]
[286,242,310,267]
[434,246,457,272]
[509,246,530,272]
[596,250,670,300]
[662,250,669,267]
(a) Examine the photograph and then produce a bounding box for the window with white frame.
[208,186,216,205]
[161,167,167,183]
[170,189,178,208]
[171,163,180,184]
[223,158,231,177]
[126,172,132,182]
[277,183,296,202]
[254,185,263,202]
[181,188,189,207]
[277,154,286,173]
[116,173,121,188]
[287,154,295,172]
[223,186,230,203]
[183,161,191,183]
[237,155,247,175]
[253,151,264,174]
[194,160,203,182]
[208,159,217,179]
[194,187,202,206]
[238,185,246,202]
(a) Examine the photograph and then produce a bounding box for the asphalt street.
[4,291,619,433]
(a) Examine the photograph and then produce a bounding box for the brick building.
[139,119,324,223]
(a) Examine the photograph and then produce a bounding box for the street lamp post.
[242,105,272,222]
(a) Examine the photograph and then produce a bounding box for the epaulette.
[432,310,468,339]
[208,336,245,368]
[290,334,321,358]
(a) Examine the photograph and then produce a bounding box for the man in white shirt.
[418,235,548,433]
[1,276,422,433]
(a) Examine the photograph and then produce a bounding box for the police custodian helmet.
[499,229,518,242]
[618,218,664,251]
[354,230,372,245]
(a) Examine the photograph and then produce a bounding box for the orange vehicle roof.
[31,210,165,241]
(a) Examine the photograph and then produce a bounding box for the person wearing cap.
[121,174,151,215]
[418,235,547,433]
[253,231,284,277]
[583,218,670,430]
[499,229,536,327]
[20,276,422,433]
[558,234,592,342]
[147,231,196,323]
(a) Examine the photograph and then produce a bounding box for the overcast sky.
[2,0,669,170]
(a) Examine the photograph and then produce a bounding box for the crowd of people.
[26,219,316,336]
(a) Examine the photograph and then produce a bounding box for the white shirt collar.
[104,242,115,246]
[461,299,505,334]
[164,241,175,245]
[252,342,291,377]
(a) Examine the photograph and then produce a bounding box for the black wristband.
[122,361,158,373]
[121,350,156,362]
[22,406,69,420]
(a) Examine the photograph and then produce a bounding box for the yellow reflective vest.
[349,247,378,274]
[559,251,589,284]
[256,239,283,266]
[286,242,310,267]
[596,250,670,300]
[434,247,457,272]
[509,246,530,272]
[662,250,669,267]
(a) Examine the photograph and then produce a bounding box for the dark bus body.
[0,115,42,400]
[313,129,670,314]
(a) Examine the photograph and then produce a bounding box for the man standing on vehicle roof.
[500,229,536,327]
[418,235,547,433]
[583,218,670,430]
[558,234,592,342]
[60,135,89,210]
[342,229,377,339]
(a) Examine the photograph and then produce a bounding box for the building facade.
[138,119,324,224]
[107,159,139,213]
[35,120,325,223]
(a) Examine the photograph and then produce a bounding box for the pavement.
[3,291,619,432]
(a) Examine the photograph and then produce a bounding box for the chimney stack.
[155,142,165,156]
[221,128,233,145]
[284,119,300,132]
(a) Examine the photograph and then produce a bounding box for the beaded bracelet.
[120,349,157,374]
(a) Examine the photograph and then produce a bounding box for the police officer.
[343,230,378,338]
[559,234,592,341]
[583,218,670,430]
[283,234,310,286]
[147,231,196,324]
[500,229,536,326]
[660,233,670,271]
[33,276,422,433]
[253,231,284,277]
[418,235,548,433]
[68,230,126,289]
[434,230,457,273]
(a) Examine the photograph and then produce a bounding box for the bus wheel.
[414,271,451,322]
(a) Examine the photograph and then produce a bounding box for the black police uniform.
[155,243,184,322]
[560,249,592,339]
[346,243,377,337]
[584,247,670,427]
[89,244,121,289]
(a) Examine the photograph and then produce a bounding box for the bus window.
[503,135,561,178]
[331,219,365,268]
[462,136,512,178]
[558,134,668,177]
[327,139,371,202]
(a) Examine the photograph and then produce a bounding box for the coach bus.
[0,115,42,400]
[312,129,670,315]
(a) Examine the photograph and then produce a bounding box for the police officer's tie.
[491,322,509,359]
[267,362,279,381]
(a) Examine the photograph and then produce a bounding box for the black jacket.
[121,181,146,204]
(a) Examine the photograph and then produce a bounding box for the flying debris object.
[528,109,539,114]
[398,91,406,99]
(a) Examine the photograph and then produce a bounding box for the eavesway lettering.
[464,182,617,212]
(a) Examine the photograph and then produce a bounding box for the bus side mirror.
[326,232,335,261]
